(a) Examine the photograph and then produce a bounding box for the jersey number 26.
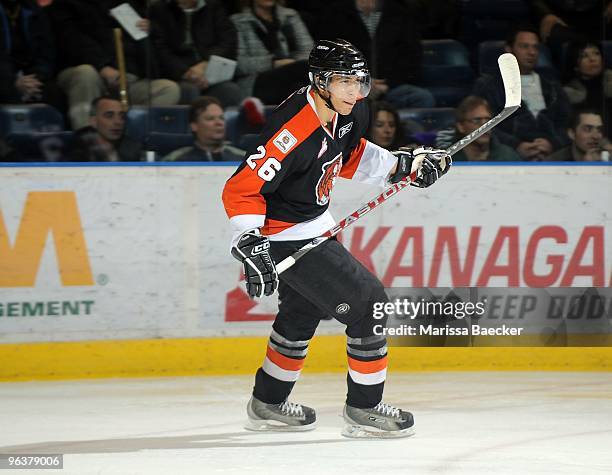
[246,146,282,182]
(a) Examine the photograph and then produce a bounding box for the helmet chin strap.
[315,85,338,114]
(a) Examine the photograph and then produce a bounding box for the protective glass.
[321,71,371,99]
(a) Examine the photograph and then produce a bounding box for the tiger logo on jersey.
[316,153,343,206]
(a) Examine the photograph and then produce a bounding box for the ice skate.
[245,396,316,432]
[342,402,415,439]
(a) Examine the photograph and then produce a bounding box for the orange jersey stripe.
[347,355,388,374]
[339,138,367,179]
[261,218,296,236]
[266,346,306,371]
[222,104,321,219]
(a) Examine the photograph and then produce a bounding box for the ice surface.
[1,372,611,474]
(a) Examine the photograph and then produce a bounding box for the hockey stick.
[276,53,521,275]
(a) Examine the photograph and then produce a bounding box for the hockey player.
[222,39,451,438]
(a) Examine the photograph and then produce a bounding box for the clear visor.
[322,71,371,99]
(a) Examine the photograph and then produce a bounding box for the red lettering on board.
[476,226,520,286]
[382,227,423,287]
[560,226,605,286]
[427,226,481,287]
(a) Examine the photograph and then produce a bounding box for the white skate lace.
[373,402,401,418]
[279,400,304,417]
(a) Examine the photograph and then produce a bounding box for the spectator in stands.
[367,101,405,150]
[0,0,64,112]
[436,96,521,162]
[317,0,435,109]
[66,94,142,161]
[150,0,243,107]
[529,0,612,64]
[48,0,180,130]
[231,0,313,105]
[473,24,571,160]
[164,96,245,161]
[546,107,610,161]
[563,41,612,135]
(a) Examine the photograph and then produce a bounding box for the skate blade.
[244,418,316,432]
[341,424,415,439]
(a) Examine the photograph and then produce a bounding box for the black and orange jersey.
[222,86,396,244]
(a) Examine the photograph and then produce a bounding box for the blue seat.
[144,132,194,158]
[478,40,557,79]
[398,108,456,133]
[422,40,473,83]
[126,106,190,141]
[225,105,277,148]
[6,131,73,162]
[224,108,241,148]
[421,40,474,107]
[426,85,472,108]
[0,104,65,136]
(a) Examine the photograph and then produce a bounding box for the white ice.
[1,372,611,475]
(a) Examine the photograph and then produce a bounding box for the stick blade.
[498,53,521,108]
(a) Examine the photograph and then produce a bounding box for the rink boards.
[0,163,610,379]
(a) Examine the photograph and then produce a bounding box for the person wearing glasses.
[436,96,521,162]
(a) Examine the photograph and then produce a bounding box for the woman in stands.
[563,41,612,136]
[367,100,405,150]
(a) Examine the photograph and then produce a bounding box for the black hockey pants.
[253,237,390,409]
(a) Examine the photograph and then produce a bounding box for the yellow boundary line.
[1,335,611,381]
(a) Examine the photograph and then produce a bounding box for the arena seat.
[5,131,73,162]
[398,107,456,132]
[224,105,277,148]
[223,108,241,147]
[0,104,65,136]
[126,106,190,141]
[421,40,474,107]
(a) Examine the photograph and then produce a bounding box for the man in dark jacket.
[163,96,244,161]
[150,0,243,106]
[546,107,609,161]
[66,95,142,162]
[48,0,180,130]
[0,0,64,111]
[473,25,571,160]
[317,0,434,108]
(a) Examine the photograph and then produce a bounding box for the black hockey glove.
[389,147,452,188]
[231,229,278,298]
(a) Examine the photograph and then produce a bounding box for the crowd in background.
[0,0,611,162]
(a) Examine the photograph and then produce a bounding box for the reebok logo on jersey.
[316,154,342,206]
[318,138,328,158]
[338,122,353,138]
[273,129,298,154]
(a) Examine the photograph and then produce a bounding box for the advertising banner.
[0,164,610,343]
